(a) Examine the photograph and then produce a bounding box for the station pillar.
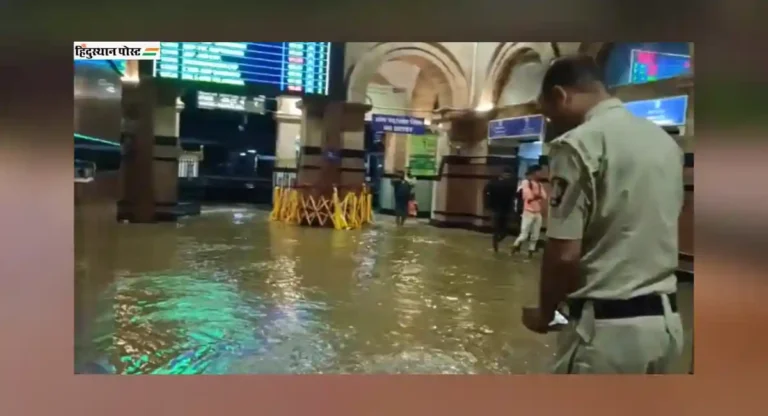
[431,110,492,230]
[296,97,371,194]
[119,78,181,223]
[273,96,302,187]
[338,103,370,186]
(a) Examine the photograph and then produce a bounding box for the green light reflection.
[110,272,269,375]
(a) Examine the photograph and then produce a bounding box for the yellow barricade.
[269,185,374,230]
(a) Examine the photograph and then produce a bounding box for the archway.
[345,43,469,219]
[479,42,556,109]
[346,42,469,110]
[480,42,557,200]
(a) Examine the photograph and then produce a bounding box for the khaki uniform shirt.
[546,98,684,299]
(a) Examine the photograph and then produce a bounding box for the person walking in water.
[511,164,547,257]
[483,167,517,252]
[392,169,414,226]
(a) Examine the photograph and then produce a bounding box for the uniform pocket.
[662,296,685,356]
[664,313,685,357]
[552,317,595,374]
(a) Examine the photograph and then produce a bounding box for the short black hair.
[540,55,604,97]
[526,164,542,175]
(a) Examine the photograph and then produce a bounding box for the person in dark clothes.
[484,167,517,252]
[392,170,414,226]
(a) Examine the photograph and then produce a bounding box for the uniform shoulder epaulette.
[551,132,573,149]
[551,132,569,145]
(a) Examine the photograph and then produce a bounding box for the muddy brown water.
[75,206,692,374]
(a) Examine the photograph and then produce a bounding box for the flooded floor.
[75,206,693,374]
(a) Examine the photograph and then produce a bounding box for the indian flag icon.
[142,47,160,58]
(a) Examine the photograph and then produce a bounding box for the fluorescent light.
[475,103,493,112]
[74,133,121,147]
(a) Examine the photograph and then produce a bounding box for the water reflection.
[75,206,691,374]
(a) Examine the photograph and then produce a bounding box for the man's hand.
[521,306,552,334]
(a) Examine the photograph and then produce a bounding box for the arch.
[408,56,452,116]
[479,42,556,107]
[346,42,470,109]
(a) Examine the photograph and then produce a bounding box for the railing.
[270,185,374,230]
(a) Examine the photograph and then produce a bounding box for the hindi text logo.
[73,42,161,60]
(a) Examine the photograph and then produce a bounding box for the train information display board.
[630,49,691,84]
[154,42,331,95]
[488,114,545,141]
[196,91,266,114]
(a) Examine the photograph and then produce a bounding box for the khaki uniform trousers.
[552,296,684,374]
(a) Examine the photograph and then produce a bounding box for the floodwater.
[75,206,693,374]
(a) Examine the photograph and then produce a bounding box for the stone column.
[119,79,155,223]
[338,102,370,189]
[297,98,371,196]
[430,110,498,231]
[152,83,181,221]
[119,78,180,223]
[430,124,451,220]
[296,96,329,192]
[273,96,302,188]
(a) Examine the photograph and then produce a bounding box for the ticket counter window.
[517,141,543,185]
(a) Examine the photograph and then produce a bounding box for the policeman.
[521,55,685,374]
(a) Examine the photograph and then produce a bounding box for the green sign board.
[408,134,438,176]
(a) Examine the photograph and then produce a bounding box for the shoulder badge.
[550,177,569,208]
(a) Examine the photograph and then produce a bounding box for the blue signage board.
[624,95,688,126]
[371,114,426,135]
[488,114,545,140]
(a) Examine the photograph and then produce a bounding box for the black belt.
[567,293,677,320]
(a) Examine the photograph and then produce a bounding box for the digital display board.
[624,95,688,127]
[630,49,691,84]
[153,42,331,95]
[488,115,545,141]
[197,91,266,114]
